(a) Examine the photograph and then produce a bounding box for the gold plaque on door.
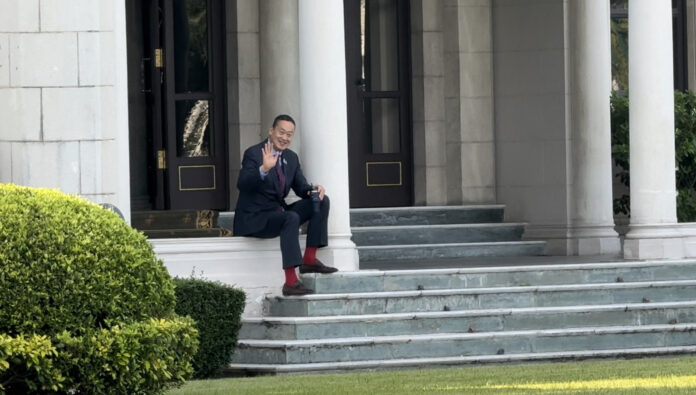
[366,161,402,187]
[179,165,216,191]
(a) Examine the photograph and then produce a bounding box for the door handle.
[355,78,367,92]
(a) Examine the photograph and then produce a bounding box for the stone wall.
[493,0,569,236]
[0,0,131,221]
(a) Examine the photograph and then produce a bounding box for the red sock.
[284,267,299,286]
[303,247,317,265]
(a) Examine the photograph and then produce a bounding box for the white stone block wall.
[228,0,262,208]
[0,0,131,221]
[493,0,569,230]
[443,0,495,204]
[412,0,447,205]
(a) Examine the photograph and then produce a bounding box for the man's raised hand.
[261,141,278,173]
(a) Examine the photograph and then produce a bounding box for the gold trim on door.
[178,165,216,191]
[366,161,402,187]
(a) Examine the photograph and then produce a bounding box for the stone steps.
[231,323,696,365]
[267,279,696,317]
[132,209,220,230]
[349,205,505,227]
[357,241,547,262]
[302,261,696,293]
[227,204,696,374]
[229,260,696,374]
[350,205,545,264]
[228,345,696,374]
[351,223,525,245]
[132,210,232,238]
[240,301,696,340]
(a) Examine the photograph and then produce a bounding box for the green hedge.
[174,278,246,378]
[0,184,198,393]
[610,91,696,221]
[1,319,198,394]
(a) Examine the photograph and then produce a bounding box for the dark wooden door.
[145,0,228,210]
[344,0,413,208]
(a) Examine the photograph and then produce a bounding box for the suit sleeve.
[291,159,313,198]
[237,147,267,192]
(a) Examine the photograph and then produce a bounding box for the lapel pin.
[283,158,287,165]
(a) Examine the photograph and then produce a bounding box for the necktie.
[275,155,285,197]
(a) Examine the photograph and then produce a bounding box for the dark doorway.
[142,0,228,210]
[344,0,413,208]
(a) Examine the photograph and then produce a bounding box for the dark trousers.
[249,195,330,269]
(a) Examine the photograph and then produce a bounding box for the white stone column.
[624,0,683,259]
[298,0,358,271]
[259,0,301,155]
[566,0,620,255]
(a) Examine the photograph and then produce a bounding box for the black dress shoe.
[282,281,314,296]
[299,259,339,274]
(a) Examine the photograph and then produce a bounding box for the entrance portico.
[5,1,696,317]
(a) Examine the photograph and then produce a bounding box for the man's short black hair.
[272,114,296,128]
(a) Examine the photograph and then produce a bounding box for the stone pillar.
[411,0,447,205]
[624,0,683,259]
[298,0,358,271]
[259,0,301,155]
[566,0,620,255]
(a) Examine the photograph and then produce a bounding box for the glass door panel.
[173,0,210,93]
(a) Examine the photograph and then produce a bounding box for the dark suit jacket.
[233,140,313,236]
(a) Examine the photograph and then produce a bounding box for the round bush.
[0,184,197,393]
[0,184,176,336]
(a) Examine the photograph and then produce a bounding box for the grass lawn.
[168,355,696,394]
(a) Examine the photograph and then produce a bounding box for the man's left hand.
[315,185,326,200]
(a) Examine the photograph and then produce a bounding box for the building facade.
[3,0,696,315]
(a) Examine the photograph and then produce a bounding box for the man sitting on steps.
[233,114,338,296]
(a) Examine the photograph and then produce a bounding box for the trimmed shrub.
[53,318,198,394]
[1,320,198,394]
[0,334,64,393]
[0,184,198,393]
[610,91,696,221]
[174,278,246,378]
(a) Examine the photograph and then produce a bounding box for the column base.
[316,233,359,272]
[677,223,696,257]
[623,224,684,260]
[525,224,621,256]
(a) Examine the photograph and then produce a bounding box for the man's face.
[268,120,295,151]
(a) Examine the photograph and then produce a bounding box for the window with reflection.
[173,0,210,93]
[177,100,210,157]
[361,0,401,154]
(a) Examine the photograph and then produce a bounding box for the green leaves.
[173,278,245,379]
[0,184,198,393]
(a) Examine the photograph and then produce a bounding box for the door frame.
[143,0,229,210]
[344,0,414,208]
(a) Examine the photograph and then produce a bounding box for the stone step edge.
[242,300,696,325]
[227,345,696,373]
[351,223,527,231]
[350,205,506,213]
[276,279,696,301]
[301,259,696,279]
[356,241,545,250]
[238,323,696,348]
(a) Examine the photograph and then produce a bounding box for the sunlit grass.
[169,356,696,394]
[456,375,696,392]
